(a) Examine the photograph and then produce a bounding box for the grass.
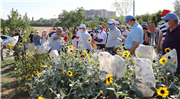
[1,58,31,99]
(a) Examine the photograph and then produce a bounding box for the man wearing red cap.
[158,9,171,53]
[49,27,56,37]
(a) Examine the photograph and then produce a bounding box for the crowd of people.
[1,9,180,74]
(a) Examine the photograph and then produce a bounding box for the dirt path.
[1,58,31,99]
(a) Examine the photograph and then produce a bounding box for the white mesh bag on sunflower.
[135,44,157,60]
[161,49,178,73]
[3,36,19,48]
[36,42,51,54]
[98,52,126,79]
[49,50,61,64]
[134,58,155,97]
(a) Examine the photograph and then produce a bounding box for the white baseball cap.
[107,19,115,24]
[79,24,86,28]
[36,30,39,33]
[115,21,119,25]
[43,29,47,31]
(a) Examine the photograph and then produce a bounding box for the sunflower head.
[24,39,27,42]
[58,37,61,39]
[34,47,37,50]
[29,44,31,47]
[67,71,72,76]
[100,90,103,98]
[174,60,177,65]
[29,66,33,69]
[38,96,44,99]
[28,78,31,80]
[87,38,90,43]
[72,50,76,54]
[122,50,130,58]
[23,87,27,91]
[165,47,171,53]
[106,74,113,85]
[159,57,168,65]
[157,87,169,98]
[68,46,73,50]
[167,56,171,60]
[116,49,120,54]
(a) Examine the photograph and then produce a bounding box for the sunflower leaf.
[150,87,157,92]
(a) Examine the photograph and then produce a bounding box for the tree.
[5,8,30,36]
[1,19,7,35]
[112,0,133,23]
[173,0,180,18]
[55,7,86,29]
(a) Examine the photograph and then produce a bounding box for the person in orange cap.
[158,9,171,54]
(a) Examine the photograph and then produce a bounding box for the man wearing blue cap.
[161,13,180,74]
[94,25,107,49]
[106,19,125,55]
[141,22,151,45]
[123,15,143,54]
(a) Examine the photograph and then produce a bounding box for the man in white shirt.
[106,19,125,55]
[0,38,4,61]
[50,27,63,54]
[94,25,107,49]
[121,25,129,38]
[78,24,92,52]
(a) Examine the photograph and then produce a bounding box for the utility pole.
[133,0,135,17]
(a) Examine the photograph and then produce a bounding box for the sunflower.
[10,46,14,50]
[14,68,17,70]
[34,47,37,49]
[122,50,130,58]
[8,44,12,47]
[28,78,31,80]
[102,49,105,52]
[58,37,61,39]
[30,54,34,57]
[27,49,29,52]
[19,45,21,47]
[38,96,44,99]
[29,66,33,69]
[33,71,36,74]
[72,50,76,54]
[159,57,168,65]
[116,49,120,54]
[35,49,38,52]
[157,87,169,98]
[35,71,41,76]
[67,71,72,76]
[87,38,90,43]
[68,46,73,50]
[83,50,86,55]
[29,44,31,47]
[99,90,103,98]
[167,56,171,60]
[23,87,27,91]
[28,74,31,77]
[165,47,171,53]
[84,54,87,59]
[106,74,113,85]
[24,39,27,42]
[174,60,177,65]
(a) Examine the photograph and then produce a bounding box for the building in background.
[82,9,116,18]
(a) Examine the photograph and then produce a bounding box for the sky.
[1,0,175,20]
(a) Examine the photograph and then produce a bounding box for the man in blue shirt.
[123,15,143,54]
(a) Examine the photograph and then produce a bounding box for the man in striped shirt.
[158,9,171,53]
